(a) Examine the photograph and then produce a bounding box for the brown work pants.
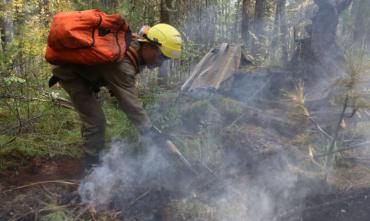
[52,58,151,157]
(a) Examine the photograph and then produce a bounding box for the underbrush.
[0,86,163,171]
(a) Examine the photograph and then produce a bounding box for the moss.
[0,133,82,158]
[181,99,221,132]
[0,101,82,170]
[180,131,224,166]
[41,211,70,221]
[210,96,244,116]
[182,99,211,118]
[103,102,138,143]
[166,199,216,221]
[222,124,285,156]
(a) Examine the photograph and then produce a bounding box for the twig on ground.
[315,141,370,158]
[272,189,366,221]
[41,184,61,198]
[74,205,92,221]
[125,189,152,210]
[11,204,76,221]
[325,95,349,168]
[309,117,332,139]
[90,210,97,221]
[3,180,79,193]
[0,136,17,147]
[217,111,245,136]
[0,94,74,109]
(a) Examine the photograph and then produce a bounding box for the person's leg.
[52,66,106,158]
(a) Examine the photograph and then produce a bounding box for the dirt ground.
[0,157,84,187]
[0,157,83,221]
[2,154,370,221]
[302,188,370,221]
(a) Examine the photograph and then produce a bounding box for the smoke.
[76,2,347,220]
[79,141,172,209]
[209,154,303,221]
[78,135,309,221]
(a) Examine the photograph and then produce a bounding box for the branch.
[74,205,92,221]
[315,140,370,158]
[325,95,349,167]
[3,180,78,193]
[0,94,73,109]
[125,189,152,210]
[309,117,333,139]
[0,113,45,134]
[0,136,16,147]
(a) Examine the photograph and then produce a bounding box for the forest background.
[0,0,369,170]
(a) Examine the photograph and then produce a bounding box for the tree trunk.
[252,0,267,57]
[311,0,340,59]
[0,0,14,52]
[310,0,352,58]
[241,0,252,47]
[271,0,287,64]
[288,0,353,88]
[279,0,288,64]
[158,0,173,87]
[160,0,171,23]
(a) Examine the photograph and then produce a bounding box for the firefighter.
[50,24,182,167]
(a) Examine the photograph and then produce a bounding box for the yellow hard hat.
[139,23,182,59]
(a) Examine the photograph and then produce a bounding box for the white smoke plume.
[79,141,171,209]
[78,138,307,221]
[77,1,351,220]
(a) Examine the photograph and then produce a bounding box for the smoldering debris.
[78,129,312,221]
[77,3,368,216]
[79,142,173,208]
[76,50,358,221]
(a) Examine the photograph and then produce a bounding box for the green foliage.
[168,199,215,221]
[41,211,70,221]
[103,101,138,143]
[0,0,368,173]
[3,75,26,85]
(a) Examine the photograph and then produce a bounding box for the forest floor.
[2,139,370,221]
[2,68,370,221]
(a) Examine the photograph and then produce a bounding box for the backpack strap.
[126,46,140,73]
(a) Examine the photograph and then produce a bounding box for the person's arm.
[102,58,152,133]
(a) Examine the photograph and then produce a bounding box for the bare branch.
[3,180,78,193]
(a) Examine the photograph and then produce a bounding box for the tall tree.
[0,0,14,51]
[289,0,354,86]
[311,0,352,59]
[158,0,174,87]
[252,0,267,57]
[241,0,252,47]
[160,0,172,23]
[271,0,288,64]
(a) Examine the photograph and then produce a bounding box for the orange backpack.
[45,9,133,65]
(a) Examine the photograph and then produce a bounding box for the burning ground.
[2,58,370,221]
